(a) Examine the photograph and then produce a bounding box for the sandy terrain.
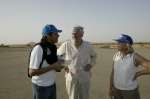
[0,47,150,99]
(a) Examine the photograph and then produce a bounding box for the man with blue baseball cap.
[109,34,150,99]
[29,24,64,99]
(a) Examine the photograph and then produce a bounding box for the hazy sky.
[0,0,150,44]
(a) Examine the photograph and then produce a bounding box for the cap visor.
[57,30,62,33]
[114,39,124,43]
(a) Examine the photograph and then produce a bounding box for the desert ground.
[0,46,150,99]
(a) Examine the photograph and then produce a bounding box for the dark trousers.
[32,83,56,99]
[114,88,140,99]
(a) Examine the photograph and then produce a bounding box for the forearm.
[29,64,55,76]
[90,55,96,66]
[109,70,115,90]
[137,69,150,77]
[110,63,114,89]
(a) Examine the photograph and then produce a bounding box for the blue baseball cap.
[114,34,133,45]
[42,24,62,37]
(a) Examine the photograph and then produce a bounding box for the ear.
[127,44,134,53]
[46,35,52,40]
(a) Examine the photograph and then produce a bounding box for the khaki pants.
[114,88,140,99]
[65,73,90,99]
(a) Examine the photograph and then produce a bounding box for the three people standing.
[29,24,150,99]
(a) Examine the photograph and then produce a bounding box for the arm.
[84,45,97,71]
[109,62,115,96]
[90,46,97,66]
[29,45,64,76]
[109,53,120,97]
[57,42,70,72]
[109,64,114,90]
[57,43,66,65]
[29,62,64,76]
[57,42,66,57]
[134,53,150,78]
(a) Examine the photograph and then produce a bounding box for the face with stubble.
[72,31,84,42]
[47,32,59,43]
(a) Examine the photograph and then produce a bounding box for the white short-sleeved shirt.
[113,52,138,90]
[29,45,56,86]
[57,40,96,82]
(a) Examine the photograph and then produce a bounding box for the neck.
[120,47,134,56]
[120,50,129,56]
[74,39,82,48]
[47,39,55,44]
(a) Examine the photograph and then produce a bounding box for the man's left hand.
[84,64,92,72]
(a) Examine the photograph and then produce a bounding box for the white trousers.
[65,73,90,99]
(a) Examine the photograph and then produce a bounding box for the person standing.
[109,34,150,99]
[29,24,64,99]
[57,25,97,99]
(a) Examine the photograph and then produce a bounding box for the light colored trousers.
[65,73,90,99]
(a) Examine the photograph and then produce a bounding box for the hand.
[84,64,92,71]
[109,89,112,97]
[57,59,65,65]
[64,66,69,73]
[133,72,141,81]
[52,62,64,72]
[109,87,117,97]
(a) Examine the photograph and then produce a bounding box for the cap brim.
[113,39,120,42]
[57,30,62,33]
[52,30,62,33]
[114,39,130,44]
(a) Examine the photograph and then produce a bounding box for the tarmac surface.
[0,47,150,99]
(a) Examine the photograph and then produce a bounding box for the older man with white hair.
[57,25,97,99]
